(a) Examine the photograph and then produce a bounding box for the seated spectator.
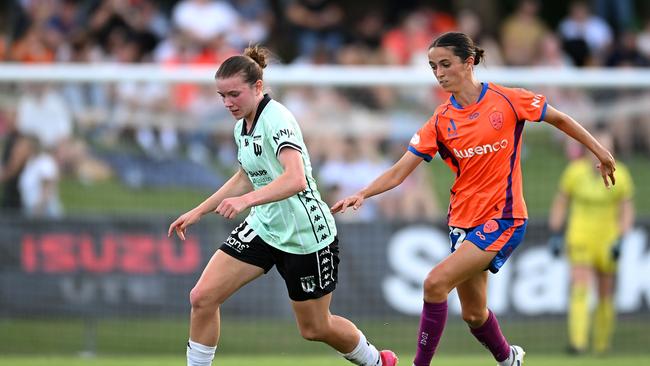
[10,24,56,63]
[593,0,634,33]
[16,84,72,151]
[457,9,503,66]
[60,32,110,135]
[636,17,650,59]
[605,31,650,68]
[344,10,385,57]
[88,0,161,61]
[18,135,62,218]
[601,31,650,156]
[1,108,31,213]
[382,10,435,65]
[318,136,388,222]
[558,0,613,66]
[0,31,7,60]
[172,0,239,47]
[500,0,547,66]
[535,32,575,68]
[229,0,274,49]
[285,0,344,62]
[46,0,84,41]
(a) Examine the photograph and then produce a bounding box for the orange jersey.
[408,82,547,228]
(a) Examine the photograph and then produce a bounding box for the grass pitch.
[1,355,649,366]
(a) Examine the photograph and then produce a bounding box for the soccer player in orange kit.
[331,32,616,366]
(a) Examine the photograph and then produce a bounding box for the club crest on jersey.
[489,111,503,130]
[253,135,262,156]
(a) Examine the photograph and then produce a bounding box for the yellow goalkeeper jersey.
[560,158,634,247]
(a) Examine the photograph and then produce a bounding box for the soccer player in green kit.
[168,45,397,366]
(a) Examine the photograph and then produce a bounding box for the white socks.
[187,339,217,366]
[342,331,382,366]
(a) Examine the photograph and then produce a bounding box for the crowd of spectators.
[1,0,649,220]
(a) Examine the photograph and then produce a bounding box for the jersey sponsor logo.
[410,133,420,145]
[469,112,480,120]
[453,139,508,159]
[531,94,543,108]
[272,128,295,145]
[300,275,316,293]
[248,169,268,177]
[484,219,499,233]
[489,111,503,130]
[224,236,249,253]
[448,119,458,137]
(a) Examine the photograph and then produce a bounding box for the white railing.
[0,63,649,88]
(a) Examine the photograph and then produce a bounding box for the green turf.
[1,355,649,366]
[1,317,648,356]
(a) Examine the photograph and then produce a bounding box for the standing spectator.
[548,126,634,355]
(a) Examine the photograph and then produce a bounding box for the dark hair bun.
[473,46,485,65]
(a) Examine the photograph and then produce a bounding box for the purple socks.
[413,301,448,366]
[470,310,511,362]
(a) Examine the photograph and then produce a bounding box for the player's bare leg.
[187,250,264,366]
[413,241,495,366]
[292,293,396,365]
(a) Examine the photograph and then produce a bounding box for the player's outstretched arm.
[543,105,616,188]
[168,168,253,239]
[331,151,423,214]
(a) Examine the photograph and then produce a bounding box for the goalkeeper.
[548,126,635,355]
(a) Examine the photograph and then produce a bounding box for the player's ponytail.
[216,45,272,85]
[473,46,485,65]
[244,45,268,69]
[430,32,485,66]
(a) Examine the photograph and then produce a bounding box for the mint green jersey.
[234,95,337,254]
